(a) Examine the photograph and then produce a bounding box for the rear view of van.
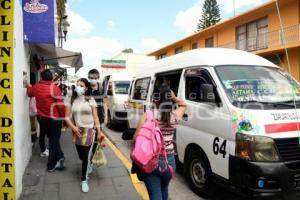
[102,74,132,128]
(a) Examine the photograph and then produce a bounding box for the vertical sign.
[0,0,16,199]
[23,0,55,43]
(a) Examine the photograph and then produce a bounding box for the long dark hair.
[153,79,172,124]
[71,78,92,105]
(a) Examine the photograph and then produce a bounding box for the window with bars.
[158,53,167,59]
[236,17,268,51]
[192,42,198,49]
[205,37,214,47]
[175,47,183,54]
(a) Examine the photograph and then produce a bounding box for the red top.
[27,80,65,119]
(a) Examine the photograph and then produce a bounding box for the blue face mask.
[89,79,98,85]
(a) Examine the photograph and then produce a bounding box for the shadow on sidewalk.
[19,129,141,200]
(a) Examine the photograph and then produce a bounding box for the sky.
[64,0,270,76]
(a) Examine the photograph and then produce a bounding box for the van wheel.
[185,150,214,197]
[107,111,113,129]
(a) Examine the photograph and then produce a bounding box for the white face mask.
[89,79,98,85]
[75,86,85,96]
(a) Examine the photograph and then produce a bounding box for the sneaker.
[47,161,60,172]
[40,149,49,157]
[57,157,65,170]
[81,180,89,193]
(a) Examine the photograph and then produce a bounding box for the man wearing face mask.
[87,69,105,169]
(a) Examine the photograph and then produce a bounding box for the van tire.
[184,150,214,198]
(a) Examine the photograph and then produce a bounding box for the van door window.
[185,68,219,103]
[133,77,151,100]
[107,82,113,96]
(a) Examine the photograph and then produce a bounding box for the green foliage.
[197,0,221,31]
[122,48,134,53]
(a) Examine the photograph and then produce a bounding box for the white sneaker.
[40,149,49,157]
[81,180,89,193]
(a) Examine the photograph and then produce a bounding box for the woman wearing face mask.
[65,78,104,193]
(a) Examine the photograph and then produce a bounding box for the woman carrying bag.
[65,78,104,193]
[132,81,187,200]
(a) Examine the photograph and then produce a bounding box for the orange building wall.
[279,49,300,80]
[153,0,300,79]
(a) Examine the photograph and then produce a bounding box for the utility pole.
[233,0,236,16]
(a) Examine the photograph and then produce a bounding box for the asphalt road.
[103,125,300,200]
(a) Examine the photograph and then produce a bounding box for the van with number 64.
[126,48,300,197]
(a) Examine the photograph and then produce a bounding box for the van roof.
[106,73,133,81]
[135,48,278,77]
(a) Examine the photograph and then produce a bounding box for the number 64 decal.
[213,137,227,158]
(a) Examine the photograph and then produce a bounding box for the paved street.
[103,125,300,200]
[19,130,141,200]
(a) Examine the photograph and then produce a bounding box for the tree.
[197,0,221,31]
[122,48,134,53]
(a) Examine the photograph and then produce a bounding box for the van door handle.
[183,113,189,121]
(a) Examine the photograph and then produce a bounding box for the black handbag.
[121,128,135,140]
[131,161,144,181]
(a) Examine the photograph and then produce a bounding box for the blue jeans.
[143,155,176,200]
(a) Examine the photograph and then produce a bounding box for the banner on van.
[101,60,126,69]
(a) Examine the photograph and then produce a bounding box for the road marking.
[104,136,149,200]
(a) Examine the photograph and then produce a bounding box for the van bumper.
[112,110,128,122]
[228,155,300,197]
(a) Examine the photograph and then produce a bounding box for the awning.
[29,44,83,72]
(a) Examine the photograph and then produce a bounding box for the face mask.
[89,79,98,85]
[75,86,85,96]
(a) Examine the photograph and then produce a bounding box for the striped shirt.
[155,110,178,155]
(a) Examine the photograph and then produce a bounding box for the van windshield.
[114,81,130,94]
[215,65,300,109]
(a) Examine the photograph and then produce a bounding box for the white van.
[127,48,300,197]
[102,74,132,128]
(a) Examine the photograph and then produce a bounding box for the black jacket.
[91,83,105,124]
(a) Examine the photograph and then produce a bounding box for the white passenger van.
[127,48,300,197]
[102,74,132,128]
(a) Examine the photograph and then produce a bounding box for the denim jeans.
[143,155,176,200]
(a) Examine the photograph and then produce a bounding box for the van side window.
[185,69,216,102]
[133,77,151,100]
[107,82,113,96]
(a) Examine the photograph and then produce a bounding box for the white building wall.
[13,1,32,198]
[101,53,155,77]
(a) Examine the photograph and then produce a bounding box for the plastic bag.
[92,144,107,167]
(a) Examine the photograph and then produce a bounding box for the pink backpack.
[130,110,168,173]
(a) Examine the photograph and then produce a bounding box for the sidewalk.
[19,130,141,200]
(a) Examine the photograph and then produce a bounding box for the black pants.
[37,117,47,152]
[38,117,64,170]
[76,144,93,181]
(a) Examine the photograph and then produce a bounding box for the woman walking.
[65,78,104,193]
[133,80,187,200]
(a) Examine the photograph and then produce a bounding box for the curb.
[103,129,149,200]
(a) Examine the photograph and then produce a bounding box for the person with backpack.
[65,78,105,193]
[132,81,187,200]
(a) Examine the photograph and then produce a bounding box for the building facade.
[0,0,78,199]
[100,52,155,77]
[148,0,300,80]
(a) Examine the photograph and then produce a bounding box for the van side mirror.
[200,84,215,103]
